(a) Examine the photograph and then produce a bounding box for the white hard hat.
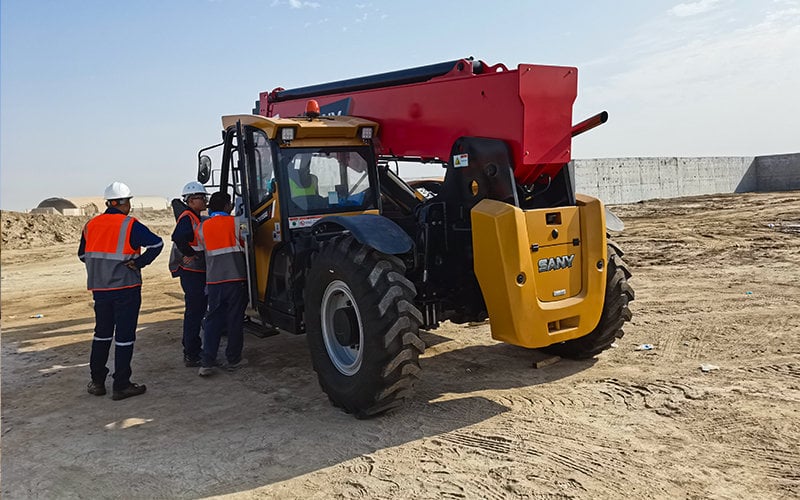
[103,181,133,200]
[182,181,208,198]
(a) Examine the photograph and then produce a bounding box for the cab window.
[248,128,274,206]
[280,148,375,216]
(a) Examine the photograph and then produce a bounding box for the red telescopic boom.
[259,58,600,184]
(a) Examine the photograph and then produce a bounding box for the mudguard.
[312,214,413,255]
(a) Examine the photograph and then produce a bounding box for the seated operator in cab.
[287,154,325,213]
[288,154,319,197]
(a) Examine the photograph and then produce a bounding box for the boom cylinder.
[269,59,484,103]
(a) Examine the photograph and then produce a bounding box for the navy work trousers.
[202,281,247,368]
[179,271,207,361]
[90,286,141,391]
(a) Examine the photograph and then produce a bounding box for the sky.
[1,0,798,211]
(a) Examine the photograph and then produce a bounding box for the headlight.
[281,127,295,142]
[360,127,374,140]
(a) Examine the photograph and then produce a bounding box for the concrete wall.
[753,153,800,192]
[573,153,799,204]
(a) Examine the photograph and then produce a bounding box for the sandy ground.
[1,192,799,499]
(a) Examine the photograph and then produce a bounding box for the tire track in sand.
[740,363,800,379]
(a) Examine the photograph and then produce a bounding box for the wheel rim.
[321,280,364,376]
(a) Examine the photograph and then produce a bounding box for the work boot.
[198,366,215,377]
[87,380,106,396]
[111,383,147,401]
[225,358,248,371]
[184,355,202,367]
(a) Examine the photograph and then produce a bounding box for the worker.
[288,154,319,197]
[196,191,248,376]
[168,181,209,367]
[78,181,163,400]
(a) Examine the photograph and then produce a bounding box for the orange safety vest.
[197,215,246,285]
[82,213,142,291]
[168,210,205,275]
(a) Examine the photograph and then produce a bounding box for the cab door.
[239,125,280,307]
[233,121,260,309]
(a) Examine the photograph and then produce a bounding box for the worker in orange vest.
[78,182,163,400]
[168,181,209,367]
[196,191,248,376]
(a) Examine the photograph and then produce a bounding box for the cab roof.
[221,114,379,144]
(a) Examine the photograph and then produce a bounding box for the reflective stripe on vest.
[197,215,246,284]
[168,210,206,274]
[83,214,142,291]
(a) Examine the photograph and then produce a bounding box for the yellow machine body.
[471,194,608,348]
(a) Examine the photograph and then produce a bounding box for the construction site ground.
[1,191,799,499]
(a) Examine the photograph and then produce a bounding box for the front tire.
[543,241,634,359]
[305,236,424,418]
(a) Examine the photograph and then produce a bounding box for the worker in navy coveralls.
[196,191,248,376]
[168,181,209,367]
[78,182,163,400]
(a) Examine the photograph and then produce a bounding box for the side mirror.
[198,155,212,184]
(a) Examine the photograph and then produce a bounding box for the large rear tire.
[305,235,424,418]
[543,241,634,359]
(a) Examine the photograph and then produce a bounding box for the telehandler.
[195,57,634,418]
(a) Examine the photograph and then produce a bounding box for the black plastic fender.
[311,214,413,255]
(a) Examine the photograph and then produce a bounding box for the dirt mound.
[1,211,91,250]
[1,210,176,250]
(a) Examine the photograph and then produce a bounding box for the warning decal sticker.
[453,153,469,168]
[288,216,322,229]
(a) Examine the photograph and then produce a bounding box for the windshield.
[279,147,376,217]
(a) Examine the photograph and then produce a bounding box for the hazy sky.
[1,0,798,211]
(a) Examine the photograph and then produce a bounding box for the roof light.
[305,100,320,118]
[360,127,374,140]
[281,127,295,142]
